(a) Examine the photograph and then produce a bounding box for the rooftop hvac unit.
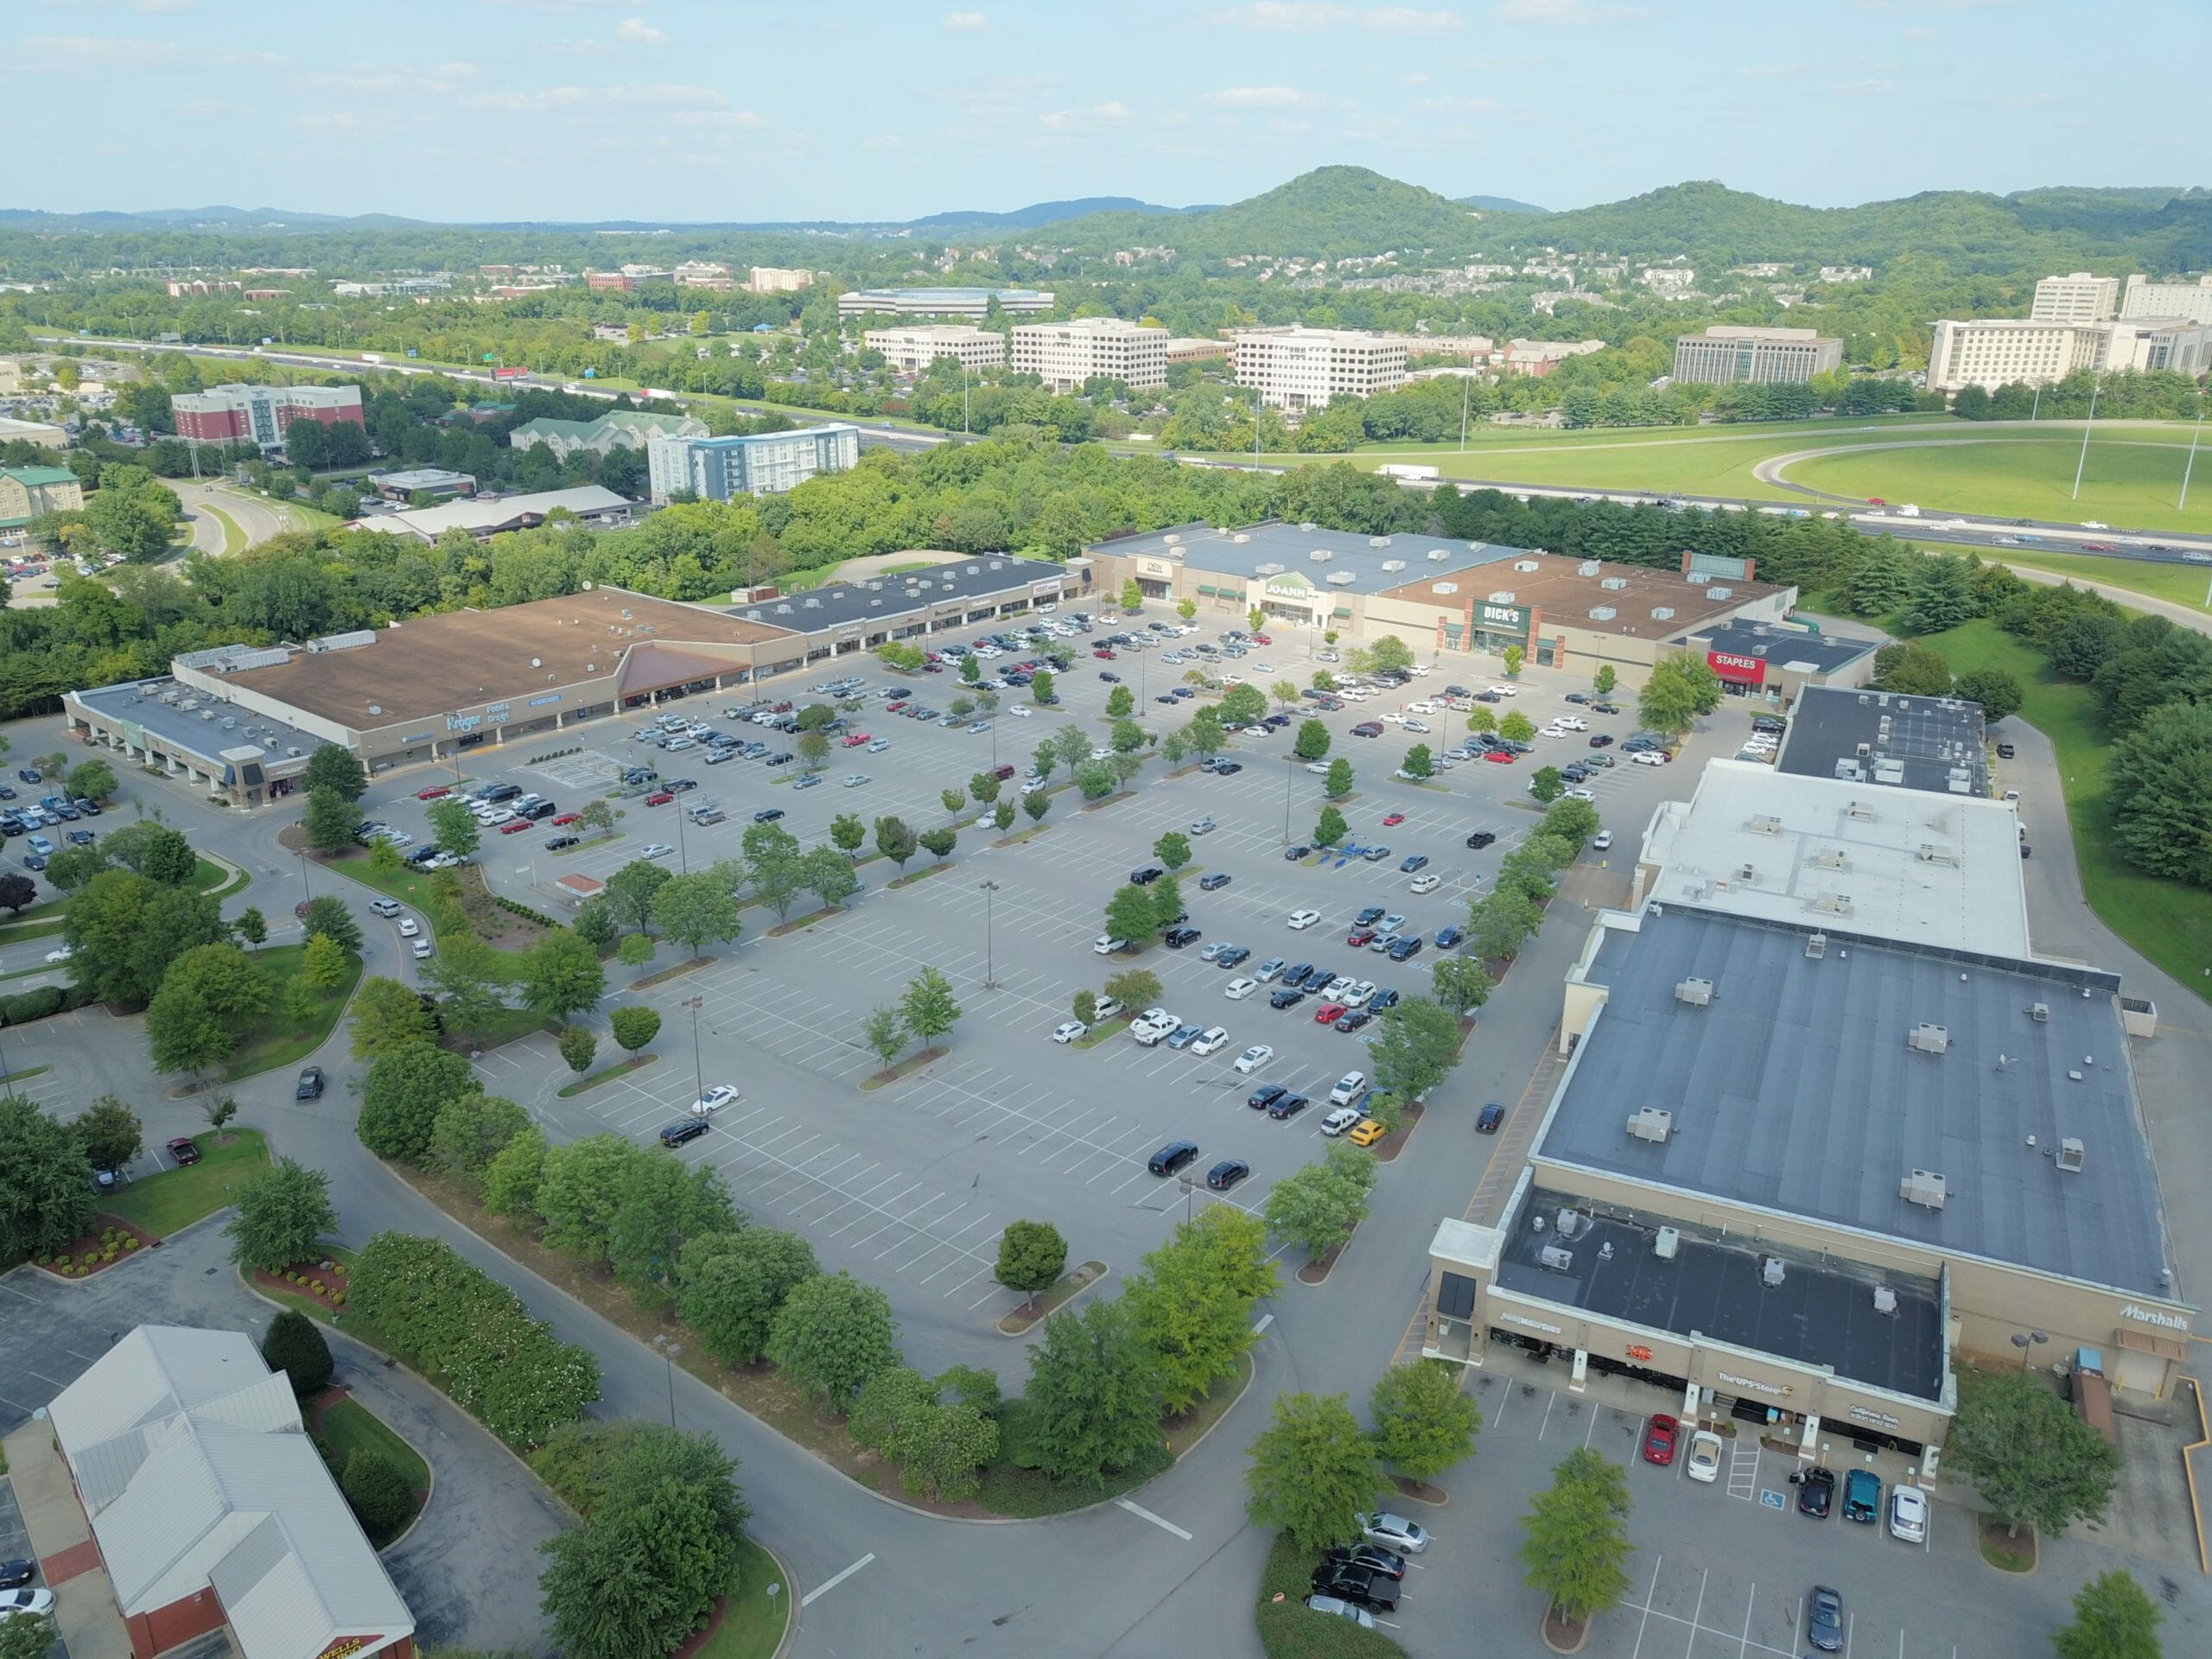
[1554,1209,1590,1240]
[1916,843,1955,865]
[1538,1245,1576,1274]
[1847,799,1878,820]
[285,746,302,758]
[1899,1168,1948,1210]
[2056,1137,2086,1173]
[1813,848,1847,870]
[1650,607,1675,620]
[1736,862,1758,881]
[1231,533,1250,543]
[1815,893,1853,916]
[1432,582,1458,594]
[1707,585,1735,600]
[1426,548,1451,562]
[1674,978,1714,1008]
[1872,760,1906,785]
[1907,1023,1951,1055]
[1309,549,1333,563]
[1600,575,1629,590]
[1589,606,1617,621]
[1254,562,1285,576]
[200,709,214,721]
[1325,570,1357,586]
[2031,1002,2050,1023]
[1833,759,1866,782]
[1370,536,1392,548]
[1162,533,1181,545]
[1760,1255,1786,1287]
[1748,813,1783,836]
[1626,1107,1675,1141]
[1805,931,1827,959]
[1872,1286,1898,1316]
[1579,560,1603,576]
[219,716,236,730]
[1514,559,1540,573]
[1487,590,1518,604]
[1297,522,1317,532]
[1381,559,1406,572]
[1653,1227,1681,1260]
[774,603,792,613]
[1946,768,1974,794]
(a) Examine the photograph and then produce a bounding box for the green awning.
[1332,607,1352,620]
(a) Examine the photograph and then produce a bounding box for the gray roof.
[383,484,629,539]
[1775,684,1989,797]
[725,555,1072,635]
[72,676,327,777]
[1539,906,2173,1298]
[1684,620,1878,677]
[1089,519,1512,595]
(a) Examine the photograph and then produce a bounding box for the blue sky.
[14,0,2205,223]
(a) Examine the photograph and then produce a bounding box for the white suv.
[1329,1071,1368,1105]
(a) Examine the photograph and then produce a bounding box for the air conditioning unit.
[1431,582,1457,595]
[1748,813,1783,836]
[1815,893,1853,916]
[1706,586,1733,600]
[1674,978,1713,1008]
[1426,548,1451,562]
[1600,575,1628,590]
[1487,590,1517,604]
[1380,559,1406,572]
[1514,559,1540,573]
[1588,606,1617,621]
[1579,560,1602,576]
[1653,1227,1681,1260]
[1369,536,1392,548]
[1872,1286,1898,1316]
[1812,849,1846,870]
[1309,549,1334,563]
[1626,1107,1675,1141]
[1538,1245,1576,1274]
[1804,931,1827,959]
[1650,607,1675,620]
[1907,1023,1951,1055]
[2031,1002,2050,1023]
[2056,1138,2086,1173]
[1760,1255,1786,1287]
[1899,1168,1948,1209]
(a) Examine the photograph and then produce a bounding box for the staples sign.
[1707,650,1766,686]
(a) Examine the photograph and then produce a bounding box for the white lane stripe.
[1116,1498,1193,1541]
[799,1552,876,1607]
[1252,1313,1274,1334]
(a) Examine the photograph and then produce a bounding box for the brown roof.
[224,589,792,730]
[1378,553,1785,639]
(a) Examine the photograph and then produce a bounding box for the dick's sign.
[1707,650,1766,686]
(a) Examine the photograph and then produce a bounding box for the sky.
[12,0,2206,224]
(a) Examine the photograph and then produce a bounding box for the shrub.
[262,1309,335,1395]
[340,1449,419,1540]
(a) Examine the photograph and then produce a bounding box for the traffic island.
[629,956,716,989]
[1540,1607,1591,1655]
[1294,1230,1353,1286]
[1368,1102,1424,1163]
[1977,1518,2038,1573]
[1389,1475,1448,1506]
[995,1261,1108,1334]
[859,1046,944,1091]
[557,1052,658,1097]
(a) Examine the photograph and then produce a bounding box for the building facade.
[0,464,85,527]
[863,325,1007,375]
[171,384,364,452]
[2031,271,2120,324]
[506,408,706,458]
[1229,327,1409,410]
[1008,317,1167,391]
[749,266,816,294]
[646,423,861,503]
[585,269,671,291]
[1671,326,1843,385]
[2121,272,2212,323]
[1928,316,2212,391]
[836,287,1054,320]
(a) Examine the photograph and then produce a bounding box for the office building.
[646,423,860,503]
[1163,337,1229,365]
[171,384,365,453]
[372,467,475,501]
[749,266,816,295]
[2121,273,2212,324]
[836,286,1054,320]
[1229,327,1408,410]
[507,408,706,459]
[1681,620,1878,706]
[1499,338,1605,378]
[0,463,85,527]
[1670,326,1842,385]
[864,325,1007,375]
[1009,317,1167,392]
[2031,271,2120,324]
[586,269,671,292]
[0,414,66,448]
[1928,316,2212,391]
[381,485,633,543]
[1773,683,1991,797]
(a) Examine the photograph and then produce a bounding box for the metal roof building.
[48,1326,415,1659]
[378,485,633,542]
[1774,684,1991,797]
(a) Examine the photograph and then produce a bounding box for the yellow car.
[1347,1118,1387,1147]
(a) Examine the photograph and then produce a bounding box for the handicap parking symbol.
[1759,1489,1786,1510]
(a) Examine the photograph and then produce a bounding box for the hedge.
[0,982,98,1027]
[348,1232,601,1450]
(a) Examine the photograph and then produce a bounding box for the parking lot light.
[2010,1329,2049,1370]
[979,879,1001,989]
[652,1333,681,1425]
[683,995,704,1105]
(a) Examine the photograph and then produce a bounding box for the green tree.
[766,1269,902,1406]
[1431,955,1491,1017]
[301,785,357,855]
[1902,551,1982,633]
[918,825,958,861]
[2053,1570,2164,1659]
[678,1229,821,1367]
[830,810,868,854]
[798,730,831,772]
[350,976,437,1058]
[484,1124,548,1218]
[1502,643,1526,677]
[1294,717,1331,760]
[1017,1298,1163,1488]
[1844,537,1916,616]
[609,1005,660,1052]
[1244,1391,1384,1555]
[1324,757,1353,798]
[2109,703,2212,887]
[1154,830,1192,872]
[607,1152,739,1306]
[995,798,1016,832]
[1529,764,1566,804]
[300,931,349,992]
[741,822,805,918]
[1160,728,1188,766]
[1872,639,1955,696]
[420,931,509,1042]
[537,1135,639,1264]
[1312,670,1338,692]
[0,1610,55,1659]
[1950,1370,2120,1539]
[1030,668,1056,703]
[428,1092,531,1185]
[301,894,363,954]
[804,843,861,909]
[571,897,619,953]
[106,821,198,880]
[1402,742,1433,779]
[233,906,268,949]
[521,929,606,1021]
[1498,709,1536,742]
[1637,654,1724,734]
[558,1024,598,1075]
[144,944,270,1077]
[960,652,982,684]
[1953,666,2024,724]
[1314,804,1348,848]
[1465,704,1497,734]
[1119,577,1143,611]
[65,758,118,803]
[261,1308,334,1396]
[1109,717,1147,755]
[1369,1359,1482,1481]
[874,813,918,871]
[225,1156,338,1271]
[968,771,1001,807]
[1053,722,1090,777]
[1177,598,1198,621]
[427,798,483,861]
[652,873,743,956]
[862,1005,907,1073]
[1271,678,1300,711]
[1521,1448,1636,1624]
[1147,874,1185,936]
[579,798,616,835]
[1103,965,1162,1011]
[1593,665,1617,696]
[603,859,673,934]
[616,931,655,971]
[899,965,961,1052]
[1023,788,1052,823]
[341,1449,418,1541]
[70,1094,143,1174]
[1220,683,1267,725]
[359,1040,480,1164]
[1262,1141,1377,1260]
[994,1219,1068,1311]
[1105,684,1135,718]
[0,1096,95,1261]
[1124,1206,1276,1413]
[1543,795,1602,846]
[301,742,368,802]
[1468,887,1544,963]
[1033,738,1061,781]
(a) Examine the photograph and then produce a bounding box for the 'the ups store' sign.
[1707,650,1766,686]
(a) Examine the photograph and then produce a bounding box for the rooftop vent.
[1748,813,1783,836]
[1537,1244,1576,1274]
[2056,1137,2086,1173]
[1579,560,1603,576]
[1706,586,1733,600]
[1899,1168,1949,1210]
[1588,606,1617,621]
[1162,533,1181,545]
[1487,590,1518,604]
[1907,1023,1951,1056]
[1380,559,1406,572]
[1231,533,1251,544]
[1760,1255,1787,1287]
[1846,799,1878,821]
[1426,548,1451,563]
[1675,976,1714,1008]
[1432,582,1458,595]
[1514,559,1540,573]
[1649,607,1675,620]
[1812,848,1847,870]
[1297,521,1317,532]
[1653,1226,1681,1259]
[1325,570,1357,586]
[1872,1286,1898,1316]
[1600,575,1629,591]
[1916,842,1955,866]
[1735,862,1758,882]
[2031,1001,2050,1023]
[1308,548,1334,563]
[1805,931,1827,959]
[1254,562,1285,576]
[1369,536,1392,548]
[1815,893,1853,916]
[1627,1107,1675,1142]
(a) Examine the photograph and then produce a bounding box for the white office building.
[1929,316,2212,391]
[864,325,1007,375]
[1229,327,1409,411]
[2121,273,2212,324]
[2031,272,2120,324]
[1671,326,1842,385]
[1008,317,1168,392]
[836,286,1054,320]
[647,423,861,504]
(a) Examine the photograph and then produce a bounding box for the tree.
[261,1308,334,1396]
[1402,743,1433,779]
[1432,955,1491,1017]
[1109,718,1147,755]
[1845,537,1916,616]
[1949,1370,2120,1539]
[1154,830,1192,873]
[610,1005,661,1053]
[1312,670,1338,693]
[1244,1391,1383,1555]
[1530,764,1566,804]
[804,843,861,909]
[358,1040,480,1164]
[603,859,673,934]
[874,814,918,871]
[1105,684,1135,719]
[0,1096,95,1260]
[1544,796,1601,846]
[0,871,35,915]
[1263,1141,1377,1260]
[426,798,482,861]
[1314,804,1348,848]
[967,771,1001,807]
[1103,966,1161,1011]
[1119,578,1143,611]
[558,1023,598,1074]
[1147,874,1185,935]
[420,931,509,1042]
[350,976,436,1058]
[226,1156,338,1270]
[1053,722,1090,777]
[1017,1298,1163,1488]
[1903,551,1982,633]
[2054,1571,2164,1659]
[1030,668,1056,703]
[1220,683,1267,726]
[995,1219,1068,1311]
[1369,1360,1482,1481]
[341,1449,417,1541]
[518,928,604,1022]
[678,1229,821,1367]
[1272,679,1301,712]
[1023,788,1051,823]
[960,652,982,684]
[69,1094,143,1174]
[1465,704,1497,734]
[578,798,616,836]
[1324,757,1353,799]
[766,1269,901,1406]
[797,730,831,772]
[300,931,349,993]
[65,759,118,804]
[301,785,357,855]
[1033,739,1061,781]
[1637,654,1724,734]
[899,965,961,1052]
[302,893,363,954]
[571,897,619,951]
[1593,664,1617,696]
[918,825,958,862]
[1176,598,1198,621]
[1872,639,1955,696]
[741,822,805,918]
[616,930,652,974]
[2109,703,2212,887]
[1520,1447,1635,1624]
[1160,729,1188,766]
[1498,708,1537,742]
[994,798,1016,832]
[233,905,268,949]
[1502,643,1526,677]
[830,810,867,855]
[1952,666,2024,724]
[301,742,368,802]
[1469,887,1543,964]
[861,1005,906,1074]
[1124,1206,1276,1413]
[652,873,743,956]
[202,1095,239,1135]
[607,1152,739,1305]
[145,944,270,1077]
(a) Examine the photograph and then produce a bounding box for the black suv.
[659,1119,710,1148]
[1248,1084,1288,1111]
[1796,1465,1835,1518]
[1268,987,1307,1010]
[1163,925,1201,949]
[1130,866,1166,886]
[1325,1545,1407,1582]
[1147,1140,1200,1176]
[1311,1565,1398,1612]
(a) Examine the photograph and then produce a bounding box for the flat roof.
[1380,550,1789,639]
[1089,520,1510,595]
[1637,760,2032,957]
[842,287,1049,302]
[1541,906,2172,1298]
[725,553,1073,635]
[1776,685,1989,797]
[1683,620,1876,677]
[73,677,332,773]
[1495,1189,1947,1402]
[382,485,629,539]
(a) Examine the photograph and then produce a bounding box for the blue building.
[646,423,861,503]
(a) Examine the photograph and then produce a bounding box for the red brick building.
[171,384,365,452]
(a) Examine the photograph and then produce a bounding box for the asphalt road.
[162,478,298,556]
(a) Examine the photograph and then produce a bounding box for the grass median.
[104,1128,270,1237]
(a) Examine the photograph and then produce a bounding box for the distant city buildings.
[2122,272,2212,323]
[165,278,239,297]
[1228,327,1409,410]
[748,266,816,295]
[1009,317,1167,392]
[1162,337,1228,365]
[1499,338,1605,378]
[2031,272,2118,325]
[1671,326,1842,385]
[172,383,364,452]
[508,408,707,459]
[1818,264,1873,283]
[836,286,1054,320]
[331,276,449,296]
[586,269,672,292]
[1930,270,2212,391]
[863,325,1006,375]
[647,423,861,503]
[0,464,84,527]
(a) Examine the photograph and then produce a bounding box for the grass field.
[1967,545,2212,612]
[1788,436,2211,535]
[312,1391,431,1548]
[224,942,363,1080]
[690,1538,791,1659]
[103,1128,270,1236]
[201,504,246,556]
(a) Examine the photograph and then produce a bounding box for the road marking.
[1252,1313,1274,1334]
[799,1552,875,1606]
[1116,1498,1192,1540]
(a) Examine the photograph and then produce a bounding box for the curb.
[993,1262,1109,1337]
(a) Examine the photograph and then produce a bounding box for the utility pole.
[978,879,1000,988]
[683,995,704,1104]
[2179,408,2203,512]
[1253,387,1263,469]
[2070,377,2101,501]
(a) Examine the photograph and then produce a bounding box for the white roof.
[383,484,626,538]
[1637,760,2031,957]
[49,1326,413,1659]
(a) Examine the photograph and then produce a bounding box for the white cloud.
[19,35,285,70]
[670,108,765,130]
[482,0,644,10]
[1363,7,1460,29]
[302,61,478,96]
[615,16,665,43]
[130,0,201,12]
[1490,0,1642,22]
[1208,3,1459,28]
[1093,99,1130,118]
[1737,62,1807,77]
[1906,24,1938,36]
[943,10,986,27]
[1414,94,1499,111]
[1204,85,1325,108]
[295,111,365,133]
[467,81,725,111]
[862,133,908,149]
[1405,70,1429,83]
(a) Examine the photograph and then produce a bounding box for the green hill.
[1057,166,1489,259]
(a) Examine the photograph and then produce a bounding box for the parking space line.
[799,1551,875,1607]
[1115,1497,1192,1541]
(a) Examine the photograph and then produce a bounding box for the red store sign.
[1707,650,1766,686]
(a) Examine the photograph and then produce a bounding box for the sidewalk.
[2,1421,133,1659]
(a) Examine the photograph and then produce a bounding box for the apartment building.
[1009,317,1167,392]
[2121,273,2212,324]
[0,465,85,527]
[864,325,1007,375]
[749,266,816,295]
[646,423,861,504]
[171,383,365,452]
[1229,327,1408,411]
[2031,272,2120,324]
[1671,326,1842,385]
[1927,316,2212,391]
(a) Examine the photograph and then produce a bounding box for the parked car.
[1807,1586,1845,1653]
[1147,1140,1200,1176]
[1347,1119,1386,1147]
[1205,1159,1249,1192]
[1198,872,1231,891]
[1797,1465,1835,1518]
[1303,1596,1376,1630]
[295,1066,324,1101]
[1842,1467,1881,1523]
[1310,1565,1397,1613]
[1888,1484,1929,1544]
[1643,1413,1680,1465]
[1476,1102,1505,1133]
[1357,1512,1429,1554]
[165,1136,202,1166]
[1687,1429,1724,1484]
[658,1119,709,1149]
[1233,1044,1274,1074]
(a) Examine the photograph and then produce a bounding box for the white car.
[1094,934,1128,955]
[868,738,891,752]
[1488,683,1518,697]
[1322,974,1356,998]
[1093,997,1123,1021]
[1052,1020,1089,1044]
[0,1588,56,1619]
[976,812,1000,830]
[1287,908,1321,930]
[1189,817,1217,836]
[1006,703,1032,717]
[1232,1043,1275,1074]
[1632,751,1668,766]
[397,917,420,938]
[410,938,433,959]
[690,1084,741,1116]
[1341,980,1376,1007]
[1380,710,1407,725]
[1357,1511,1430,1554]
[1090,747,1115,761]
[1306,761,1332,775]
[43,944,73,963]
[639,842,676,858]
[1192,1027,1230,1056]
[1889,1484,1929,1544]
[1224,976,1258,1000]
[1592,830,1614,851]
[1405,700,1435,714]
[1305,1596,1376,1630]
[842,773,870,788]
[1329,1070,1368,1105]
[1320,1104,1362,1136]
[1564,787,1596,801]
[1408,872,1441,893]
[1686,1428,1724,1484]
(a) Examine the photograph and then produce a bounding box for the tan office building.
[1229,327,1408,410]
[2031,271,2120,324]
[865,325,1007,376]
[1009,318,1167,392]
[2121,273,2212,323]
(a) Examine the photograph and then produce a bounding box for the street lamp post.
[978,879,1000,989]
[682,995,704,1105]
[652,1333,680,1425]
[2070,378,2101,500]
[2010,1330,2050,1370]
[2179,408,2204,512]
[296,849,310,908]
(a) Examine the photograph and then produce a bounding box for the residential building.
[672,260,732,286]
[171,383,365,452]
[1819,264,1873,283]
[1500,338,1605,378]
[2121,273,2212,324]
[507,408,707,459]
[1228,327,1408,410]
[1670,326,1842,385]
[836,286,1054,320]
[864,325,1007,375]
[1009,317,1167,392]
[749,266,816,294]
[2031,271,2120,324]
[165,278,239,297]
[1405,334,1494,362]
[646,423,860,503]
[1927,316,2212,391]
[0,463,85,527]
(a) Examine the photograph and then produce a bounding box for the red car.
[166,1136,202,1166]
[770,701,793,713]
[1382,811,1405,827]
[1866,497,1886,506]
[842,733,870,747]
[551,812,582,826]
[2082,542,2119,553]
[646,790,674,806]
[1313,1002,1348,1025]
[922,663,944,672]
[1351,721,1384,737]
[416,785,451,800]
[1093,648,1116,659]
[1482,749,1515,764]
[887,700,909,712]
[1253,632,1272,645]
[1642,1413,1680,1465]
[499,818,532,835]
[1347,928,1376,948]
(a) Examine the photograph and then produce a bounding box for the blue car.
[26,835,54,856]
[1435,925,1464,950]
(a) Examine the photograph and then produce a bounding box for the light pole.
[2070,378,2101,500]
[978,879,1000,988]
[296,849,310,908]
[2179,408,2203,511]
[2010,1330,2050,1371]
[652,1333,680,1425]
[682,995,704,1105]
[2029,384,2042,424]
[1283,753,1294,843]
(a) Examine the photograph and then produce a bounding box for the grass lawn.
[451,1002,556,1052]
[1915,617,2212,1000]
[312,1394,430,1543]
[194,502,247,556]
[1255,1529,1407,1657]
[0,917,66,943]
[104,1128,270,1236]
[1964,545,2212,613]
[193,855,248,897]
[692,1538,791,1659]
[223,943,363,1080]
[556,1052,657,1096]
[1789,435,2212,536]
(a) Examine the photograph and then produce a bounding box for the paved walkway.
[2,1421,130,1659]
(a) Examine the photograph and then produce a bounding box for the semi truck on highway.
[1377,463,1441,481]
